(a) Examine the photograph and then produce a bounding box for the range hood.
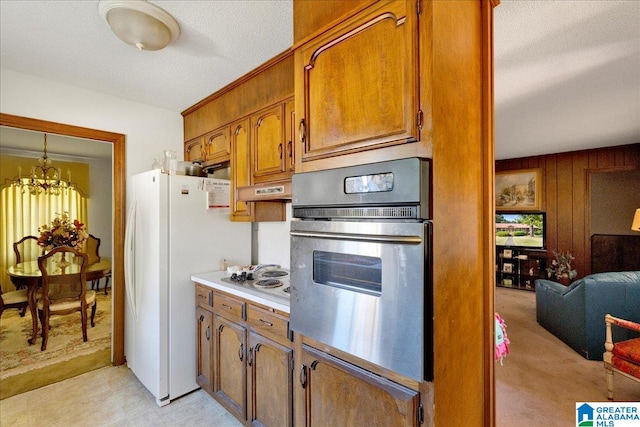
[236,180,291,202]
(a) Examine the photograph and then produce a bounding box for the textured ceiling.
[0,0,638,160]
[0,0,293,112]
[494,0,640,159]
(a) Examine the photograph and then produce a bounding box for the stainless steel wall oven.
[290,158,433,381]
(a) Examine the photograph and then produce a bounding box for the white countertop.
[191,270,290,314]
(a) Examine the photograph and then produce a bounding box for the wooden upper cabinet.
[185,137,204,163]
[203,126,231,165]
[251,103,286,182]
[295,0,420,166]
[230,119,253,221]
[285,98,296,172]
[293,0,375,42]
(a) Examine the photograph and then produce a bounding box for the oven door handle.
[290,230,423,244]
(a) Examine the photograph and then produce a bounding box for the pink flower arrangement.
[37,212,88,251]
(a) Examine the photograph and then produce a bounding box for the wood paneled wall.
[496,143,640,278]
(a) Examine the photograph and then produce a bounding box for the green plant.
[546,249,577,281]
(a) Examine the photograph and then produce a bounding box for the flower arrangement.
[546,249,577,281]
[37,212,88,251]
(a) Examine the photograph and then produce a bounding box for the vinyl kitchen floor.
[0,365,243,427]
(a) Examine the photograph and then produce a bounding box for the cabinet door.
[185,137,204,163]
[230,119,254,221]
[251,103,286,182]
[214,316,247,421]
[299,345,420,427]
[196,307,214,393]
[204,126,231,164]
[248,332,293,427]
[295,1,419,162]
[285,97,296,172]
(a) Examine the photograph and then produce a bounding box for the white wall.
[1,68,292,268]
[86,154,113,257]
[1,68,183,261]
[256,203,291,269]
[0,68,184,176]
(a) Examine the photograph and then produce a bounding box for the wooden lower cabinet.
[214,315,248,421]
[196,306,214,394]
[195,284,293,427]
[197,284,425,426]
[299,344,421,427]
[248,332,293,426]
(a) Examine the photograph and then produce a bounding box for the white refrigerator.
[124,169,251,406]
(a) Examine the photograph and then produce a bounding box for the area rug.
[0,292,111,399]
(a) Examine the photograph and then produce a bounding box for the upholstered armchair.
[604,314,640,400]
[536,271,640,360]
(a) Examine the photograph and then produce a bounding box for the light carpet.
[495,287,640,427]
[0,291,111,399]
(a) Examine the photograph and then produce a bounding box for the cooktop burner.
[254,279,283,288]
[220,268,290,300]
[260,270,288,278]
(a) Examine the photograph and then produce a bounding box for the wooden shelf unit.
[496,246,547,291]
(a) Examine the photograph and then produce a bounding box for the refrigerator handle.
[124,198,137,319]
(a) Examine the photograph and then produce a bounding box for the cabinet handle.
[199,314,204,322]
[238,343,244,361]
[287,141,293,158]
[299,364,307,388]
[221,303,232,310]
[205,325,210,341]
[248,347,254,367]
[278,143,283,160]
[299,119,306,145]
[259,318,273,327]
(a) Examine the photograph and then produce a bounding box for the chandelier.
[13,134,74,195]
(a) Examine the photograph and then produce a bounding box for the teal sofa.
[535,271,640,360]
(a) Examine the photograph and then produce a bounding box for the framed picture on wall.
[495,168,542,211]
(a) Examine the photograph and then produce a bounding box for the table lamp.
[632,208,640,232]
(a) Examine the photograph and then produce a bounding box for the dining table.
[7,257,112,345]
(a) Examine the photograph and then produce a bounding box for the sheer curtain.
[0,182,87,292]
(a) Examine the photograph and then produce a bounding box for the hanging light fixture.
[98,0,180,51]
[13,134,74,195]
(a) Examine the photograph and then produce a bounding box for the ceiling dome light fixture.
[98,0,180,51]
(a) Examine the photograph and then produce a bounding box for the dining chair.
[85,234,101,265]
[0,285,29,318]
[86,234,111,294]
[13,235,43,264]
[36,246,97,351]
